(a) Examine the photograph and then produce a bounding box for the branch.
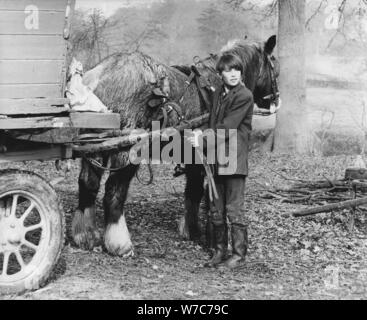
[264,0,278,17]
[293,197,367,217]
[224,0,277,17]
[325,0,348,50]
[306,0,326,28]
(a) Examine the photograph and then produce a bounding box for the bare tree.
[89,9,108,62]
[224,0,278,16]
[126,20,167,53]
[273,0,311,154]
[102,6,168,57]
[70,9,116,68]
[224,0,367,52]
[197,4,252,52]
[223,0,367,153]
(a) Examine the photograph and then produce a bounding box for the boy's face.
[221,68,242,87]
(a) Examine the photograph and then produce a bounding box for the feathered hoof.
[104,216,134,257]
[104,240,134,258]
[72,209,101,251]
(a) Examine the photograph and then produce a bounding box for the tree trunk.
[273,0,311,154]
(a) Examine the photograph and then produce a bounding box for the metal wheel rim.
[0,190,51,284]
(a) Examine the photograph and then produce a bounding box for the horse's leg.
[103,155,137,256]
[72,157,105,250]
[179,164,204,241]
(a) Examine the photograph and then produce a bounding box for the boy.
[189,53,254,269]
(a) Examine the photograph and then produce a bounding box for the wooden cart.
[0,0,120,294]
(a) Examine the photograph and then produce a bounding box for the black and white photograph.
[0,0,367,303]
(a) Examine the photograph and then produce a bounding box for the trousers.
[209,174,247,226]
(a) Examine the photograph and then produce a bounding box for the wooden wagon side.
[0,0,73,101]
[0,0,120,163]
[0,0,120,295]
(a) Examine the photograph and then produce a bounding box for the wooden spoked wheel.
[0,170,64,295]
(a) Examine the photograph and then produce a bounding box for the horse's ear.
[264,35,276,55]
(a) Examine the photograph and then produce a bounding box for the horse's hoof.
[104,238,134,257]
[105,243,134,257]
[104,216,134,257]
[72,209,100,250]
[73,229,101,251]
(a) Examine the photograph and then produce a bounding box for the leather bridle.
[260,55,280,107]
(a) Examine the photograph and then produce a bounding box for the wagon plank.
[69,113,120,129]
[0,98,69,115]
[0,11,65,35]
[0,0,68,11]
[0,84,62,99]
[0,60,64,84]
[9,128,79,144]
[0,113,120,129]
[0,35,66,60]
[0,146,71,163]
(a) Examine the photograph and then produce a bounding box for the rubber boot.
[204,192,215,249]
[204,223,228,268]
[224,223,248,269]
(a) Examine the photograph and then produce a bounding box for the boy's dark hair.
[216,54,244,74]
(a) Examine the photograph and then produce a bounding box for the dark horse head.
[191,35,280,111]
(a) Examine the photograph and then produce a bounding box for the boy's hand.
[187,129,203,147]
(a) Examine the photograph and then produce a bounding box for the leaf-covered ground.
[1,151,367,300]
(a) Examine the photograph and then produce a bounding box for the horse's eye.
[270,56,276,61]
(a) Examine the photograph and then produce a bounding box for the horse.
[70,35,280,256]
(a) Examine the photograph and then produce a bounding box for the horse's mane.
[89,51,200,128]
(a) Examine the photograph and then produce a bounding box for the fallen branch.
[351,180,367,189]
[291,180,349,190]
[293,197,367,217]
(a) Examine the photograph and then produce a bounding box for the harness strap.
[161,106,168,129]
[266,55,280,103]
[194,74,214,112]
[178,70,197,103]
[168,102,184,122]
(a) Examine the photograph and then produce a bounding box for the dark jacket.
[206,82,254,176]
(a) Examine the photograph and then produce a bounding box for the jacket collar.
[214,83,245,121]
[221,82,245,99]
